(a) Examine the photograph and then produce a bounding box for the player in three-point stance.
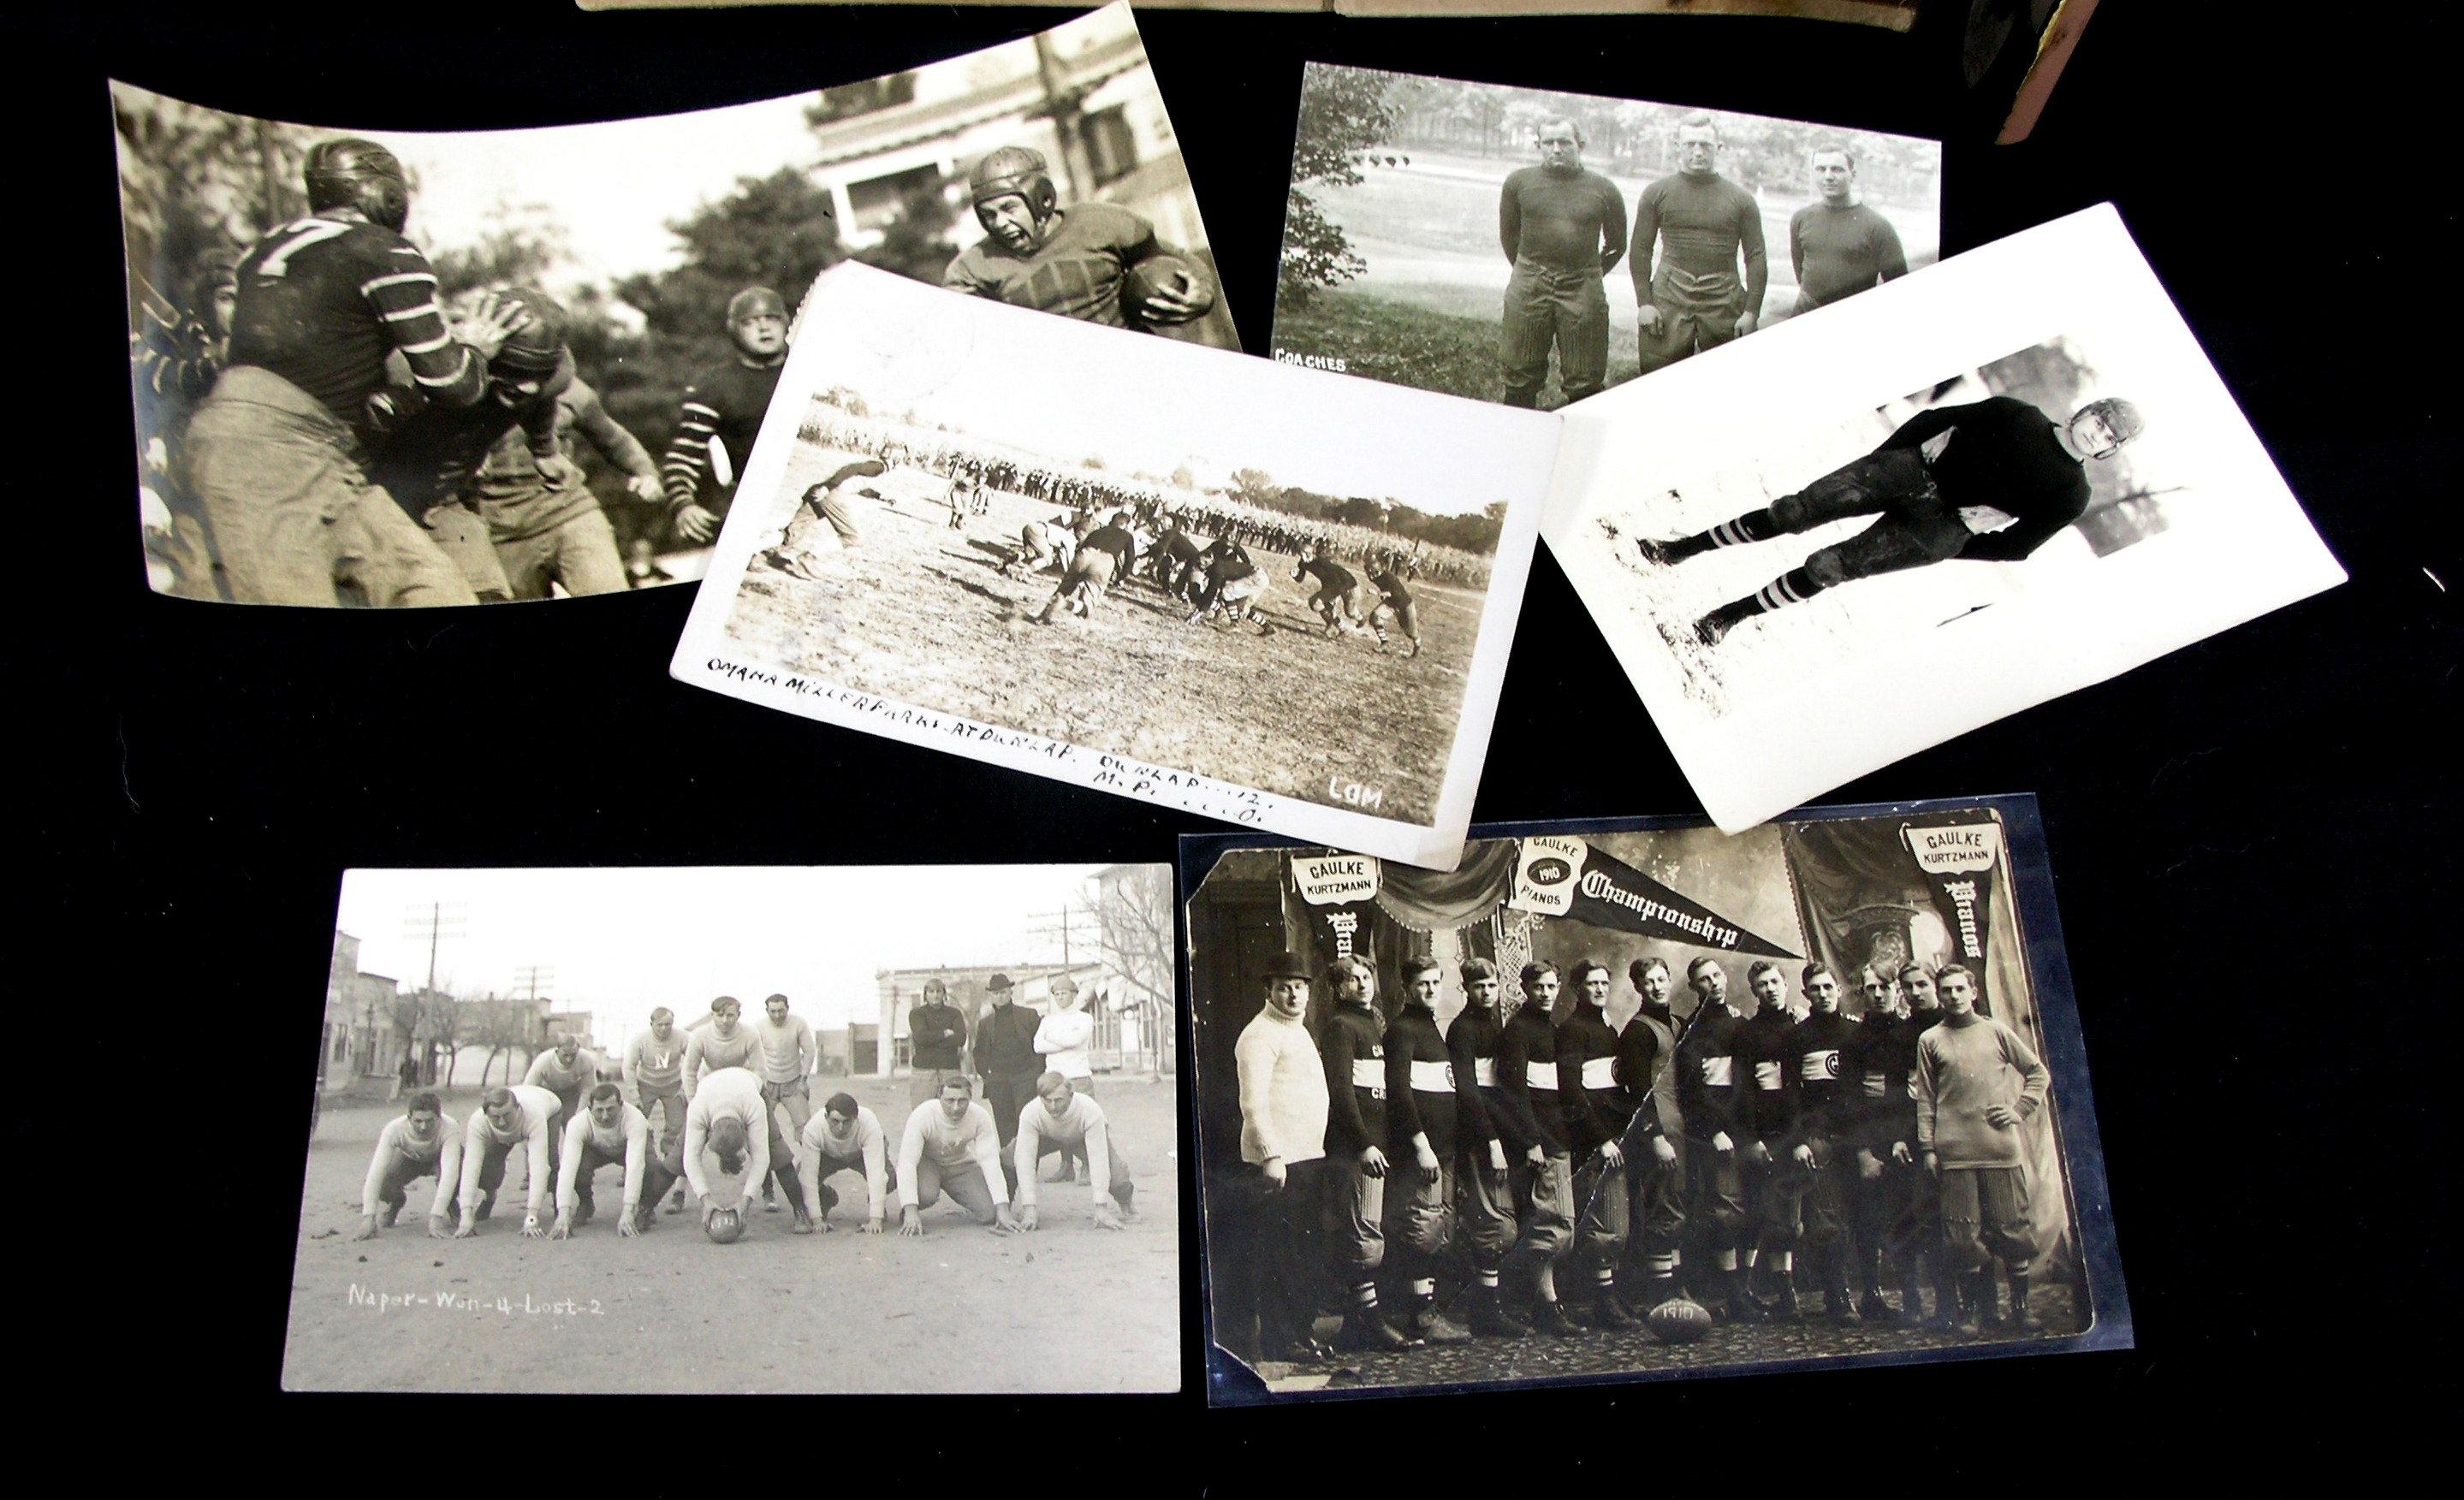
[795,1092,894,1235]
[448,1082,566,1239]
[1012,1070,1138,1231]
[682,1064,812,1235]
[552,1082,678,1238]
[1638,393,2146,646]
[353,1091,460,1241]
[895,1074,1021,1237]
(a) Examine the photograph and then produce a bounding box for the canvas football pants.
[912,1157,1002,1224]
[1501,258,1610,407]
[182,367,478,608]
[1769,446,1972,588]
[1325,1147,1387,1278]
[566,1138,680,1217]
[1386,1156,1453,1281]
[1455,1150,1518,1271]
[1941,1166,2034,1274]
[1624,1138,1689,1264]
[494,507,627,600]
[1509,1149,1576,1260]
[1636,267,1745,376]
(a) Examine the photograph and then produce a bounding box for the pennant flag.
[1562,841,1800,958]
[1901,813,2002,987]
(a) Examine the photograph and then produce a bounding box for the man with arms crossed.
[1013,1070,1137,1231]
[1236,954,1333,1363]
[1380,958,1472,1343]
[1446,958,1525,1338]
[683,1064,812,1234]
[908,979,970,1112]
[449,1082,564,1239]
[353,1090,460,1241]
[551,1082,675,1238]
[1617,958,1688,1313]
[1789,144,1908,316]
[896,1075,1021,1236]
[1918,964,2051,1334]
[1631,114,1767,376]
[795,1091,893,1235]
[1497,116,1626,409]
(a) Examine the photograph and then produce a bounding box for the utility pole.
[1023,905,1078,969]
[402,901,466,1087]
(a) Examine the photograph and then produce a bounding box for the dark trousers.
[1770,446,1971,589]
[1501,258,1610,406]
[1256,1158,1328,1353]
[984,1070,1040,1193]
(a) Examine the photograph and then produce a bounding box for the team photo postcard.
[290,862,1179,1394]
[1542,205,2346,831]
[114,3,1233,608]
[1268,63,1942,412]
[1184,795,2128,1403]
[668,260,1561,871]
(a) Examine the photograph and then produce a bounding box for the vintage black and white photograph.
[669,259,1558,869]
[1544,205,2345,831]
[1269,64,1941,410]
[1187,797,2127,1402]
[114,2,1233,608]
[288,862,1179,1393]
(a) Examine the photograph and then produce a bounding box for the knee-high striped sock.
[1666,509,1781,561]
[1743,567,1826,617]
[1353,1278,1380,1313]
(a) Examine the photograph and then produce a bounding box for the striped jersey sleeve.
[662,383,721,508]
[360,247,485,407]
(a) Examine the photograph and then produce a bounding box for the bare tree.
[1080,867,1177,1079]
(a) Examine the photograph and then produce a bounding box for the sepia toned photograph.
[288,862,1179,1393]
[114,2,1232,608]
[1269,64,1941,410]
[669,260,1559,870]
[1543,205,2346,832]
[1185,797,2128,1403]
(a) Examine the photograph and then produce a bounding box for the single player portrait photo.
[1542,206,2346,832]
[287,862,1179,1394]
[1185,797,2128,1404]
[1268,65,1941,411]
[111,3,1232,607]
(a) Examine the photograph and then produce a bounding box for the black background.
[36,0,2455,1478]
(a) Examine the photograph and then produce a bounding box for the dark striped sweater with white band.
[1382,1000,1458,1161]
[1494,1005,1570,1157]
[1318,1000,1387,1156]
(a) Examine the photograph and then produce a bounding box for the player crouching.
[684,1064,813,1237]
[354,1091,461,1241]
[1012,1070,1137,1231]
[551,1083,679,1239]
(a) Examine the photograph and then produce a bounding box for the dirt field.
[282,1074,1180,1393]
[716,442,1493,825]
